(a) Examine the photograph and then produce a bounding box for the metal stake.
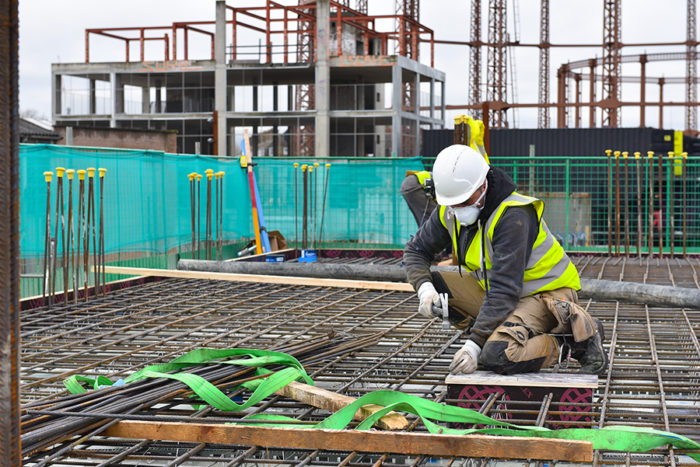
[622,152,630,257]
[98,168,107,296]
[634,153,642,258]
[318,163,331,250]
[66,170,75,302]
[42,171,53,307]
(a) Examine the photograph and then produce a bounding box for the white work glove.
[417,282,440,318]
[450,339,481,374]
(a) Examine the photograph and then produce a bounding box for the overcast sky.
[19,0,693,129]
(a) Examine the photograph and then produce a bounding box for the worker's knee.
[478,340,546,375]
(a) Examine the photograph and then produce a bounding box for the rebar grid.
[20,257,700,466]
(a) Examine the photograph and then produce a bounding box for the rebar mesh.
[20,256,700,465]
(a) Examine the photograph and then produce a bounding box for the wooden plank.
[104,421,593,462]
[446,371,599,388]
[277,381,408,431]
[102,266,414,292]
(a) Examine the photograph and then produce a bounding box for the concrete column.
[414,72,420,156]
[89,79,96,114]
[315,0,330,158]
[429,78,435,126]
[110,72,118,127]
[215,0,227,156]
[52,73,61,120]
[440,81,446,126]
[141,86,150,114]
[391,64,402,157]
[273,83,279,155]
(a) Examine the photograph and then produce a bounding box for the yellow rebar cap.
[622,151,628,158]
[205,169,214,174]
[188,173,195,180]
[614,151,621,158]
[325,163,331,168]
[314,162,319,168]
[87,167,96,177]
[647,151,654,158]
[682,152,688,159]
[634,152,641,159]
[99,168,107,178]
[668,151,674,158]
[216,171,225,178]
[196,174,202,181]
[66,169,75,179]
[301,164,307,172]
[309,166,314,173]
[56,167,65,177]
[605,149,612,157]
[43,171,53,182]
[293,162,299,168]
[206,172,213,180]
[77,169,86,180]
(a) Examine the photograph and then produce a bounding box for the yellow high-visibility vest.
[439,192,580,295]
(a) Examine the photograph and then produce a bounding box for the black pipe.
[177,260,700,309]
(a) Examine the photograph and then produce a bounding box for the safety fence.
[19,145,421,298]
[18,145,699,298]
[490,153,700,256]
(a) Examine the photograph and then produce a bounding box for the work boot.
[572,317,608,375]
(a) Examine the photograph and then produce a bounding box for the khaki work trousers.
[433,270,582,374]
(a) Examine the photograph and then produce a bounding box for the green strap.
[240,389,700,461]
[63,349,700,461]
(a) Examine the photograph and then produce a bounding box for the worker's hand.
[417,282,441,319]
[450,339,481,374]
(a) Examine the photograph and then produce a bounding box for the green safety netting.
[19,144,422,260]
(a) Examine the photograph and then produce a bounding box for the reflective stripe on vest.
[415,171,432,187]
[439,192,580,296]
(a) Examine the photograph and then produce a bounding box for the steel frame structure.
[446,0,699,135]
[19,255,700,465]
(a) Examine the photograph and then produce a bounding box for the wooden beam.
[105,421,593,462]
[277,381,408,430]
[102,266,414,292]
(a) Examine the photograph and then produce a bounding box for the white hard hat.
[432,144,489,206]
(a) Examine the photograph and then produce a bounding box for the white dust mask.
[452,180,487,226]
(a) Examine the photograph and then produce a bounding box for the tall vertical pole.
[605,150,612,256]
[487,0,508,127]
[602,0,621,127]
[98,168,106,296]
[469,0,482,119]
[647,152,654,256]
[302,164,308,250]
[686,0,697,133]
[634,153,642,258]
[315,0,330,158]
[682,152,688,257]
[537,0,550,128]
[614,151,621,256]
[0,0,21,460]
[66,170,75,300]
[640,55,647,127]
[215,0,227,157]
[42,171,52,305]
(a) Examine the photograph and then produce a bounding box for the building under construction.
[52,0,445,157]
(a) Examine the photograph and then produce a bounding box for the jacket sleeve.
[403,207,451,291]
[467,205,539,347]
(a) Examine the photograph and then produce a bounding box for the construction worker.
[403,144,608,375]
[400,170,437,227]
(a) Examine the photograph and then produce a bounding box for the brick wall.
[55,127,178,153]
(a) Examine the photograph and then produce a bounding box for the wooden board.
[277,381,408,430]
[446,371,599,388]
[104,421,593,462]
[102,266,414,292]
